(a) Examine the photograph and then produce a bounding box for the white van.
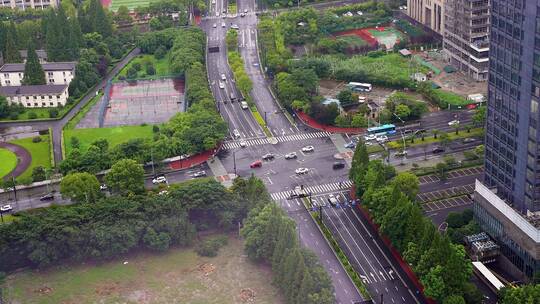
[233,129,241,138]
[241,101,248,109]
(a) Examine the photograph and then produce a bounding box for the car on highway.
[215,12,219,17]
[191,171,207,178]
[463,137,476,143]
[262,153,275,161]
[211,0,215,3]
[364,134,376,141]
[152,176,167,184]
[221,73,226,81]
[213,23,217,28]
[233,129,241,138]
[240,12,245,17]
[253,62,259,67]
[222,9,226,13]
[100,184,108,191]
[327,194,338,206]
[244,8,248,13]
[241,101,249,109]
[284,152,297,159]
[295,167,309,175]
[250,160,262,168]
[395,150,408,157]
[221,22,226,28]
[333,162,345,169]
[0,204,13,212]
[40,192,55,201]
[448,120,460,126]
[240,140,247,148]
[344,141,356,149]
[432,146,445,154]
[376,135,388,142]
[301,145,314,153]
[219,81,225,89]
[231,24,239,29]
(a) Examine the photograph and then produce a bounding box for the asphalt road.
[0,48,141,164]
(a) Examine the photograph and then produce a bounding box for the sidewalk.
[295,111,365,134]
[205,157,235,187]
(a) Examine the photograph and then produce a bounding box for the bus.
[347,82,372,92]
[367,124,396,135]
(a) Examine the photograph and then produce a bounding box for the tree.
[472,106,486,127]
[60,172,101,203]
[391,172,419,201]
[4,22,21,63]
[394,103,411,120]
[114,5,133,24]
[70,136,80,149]
[31,166,47,182]
[439,132,450,148]
[422,265,447,302]
[22,42,46,85]
[443,295,466,304]
[337,88,354,106]
[350,140,369,186]
[436,162,449,180]
[432,129,439,139]
[143,227,171,251]
[105,159,145,195]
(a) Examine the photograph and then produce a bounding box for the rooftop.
[0,84,68,96]
[0,62,76,73]
[19,49,48,59]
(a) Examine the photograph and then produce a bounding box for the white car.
[231,24,239,29]
[295,167,309,175]
[213,23,217,28]
[301,145,314,153]
[285,152,297,159]
[240,140,247,148]
[221,22,226,28]
[211,0,215,3]
[191,171,207,178]
[0,204,13,212]
[364,134,376,141]
[376,135,388,142]
[221,74,226,81]
[152,176,167,184]
[244,8,248,13]
[219,81,225,89]
[233,129,241,138]
[241,101,248,109]
[448,120,460,126]
[100,184,108,191]
[328,194,338,205]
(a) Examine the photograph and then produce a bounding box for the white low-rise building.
[0,84,69,108]
[0,62,76,87]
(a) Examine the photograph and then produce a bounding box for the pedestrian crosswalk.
[222,131,332,150]
[270,180,353,201]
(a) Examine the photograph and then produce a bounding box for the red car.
[250,160,262,168]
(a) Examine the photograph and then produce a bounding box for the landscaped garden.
[9,135,51,182]
[0,148,17,178]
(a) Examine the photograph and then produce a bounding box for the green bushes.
[168,27,206,75]
[258,16,291,74]
[226,29,238,52]
[228,51,253,99]
[195,235,228,257]
[417,82,468,109]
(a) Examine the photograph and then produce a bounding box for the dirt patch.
[95,282,121,296]
[239,288,256,302]
[35,286,53,295]
[198,263,216,276]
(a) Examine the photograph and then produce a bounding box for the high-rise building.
[0,0,58,10]
[407,0,445,35]
[474,0,540,280]
[443,0,490,81]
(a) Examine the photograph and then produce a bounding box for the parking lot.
[422,195,472,212]
[418,166,484,185]
[416,184,474,203]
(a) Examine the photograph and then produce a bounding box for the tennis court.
[103,78,185,127]
[367,27,404,49]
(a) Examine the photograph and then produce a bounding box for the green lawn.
[9,135,51,181]
[432,89,470,107]
[110,0,161,11]
[64,125,154,155]
[0,107,69,122]
[5,236,283,304]
[0,148,17,178]
[116,54,170,80]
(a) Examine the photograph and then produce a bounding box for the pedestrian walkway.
[222,131,331,150]
[270,180,353,200]
[206,157,234,187]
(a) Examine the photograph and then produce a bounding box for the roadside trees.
[105,159,145,195]
[60,172,100,203]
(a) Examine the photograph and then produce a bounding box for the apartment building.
[0,84,68,107]
[406,0,445,35]
[0,62,76,87]
[0,0,58,10]
[444,0,490,81]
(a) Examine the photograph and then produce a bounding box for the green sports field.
[9,135,51,181]
[64,125,154,155]
[110,0,160,11]
[0,148,17,178]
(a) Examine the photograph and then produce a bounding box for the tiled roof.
[0,84,68,96]
[0,62,76,73]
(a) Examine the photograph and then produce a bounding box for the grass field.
[109,0,160,11]
[9,135,51,181]
[116,55,169,80]
[0,148,17,178]
[337,34,369,48]
[64,125,154,155]
[0,107,69,122]
[5,235,284,304]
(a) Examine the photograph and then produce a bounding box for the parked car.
[448,120,460,126]
[250,160,262,168]
[191,171,207,178]
[301,145,314,153]
[295,167,310,175]
[284,152,297,159]
[364,134,376,141]
[152,176,167,184]
[0,204,13,212]
[262,153,275,160]
[432,146,445,154]
[333,162,345,169]
[40,192,54,201]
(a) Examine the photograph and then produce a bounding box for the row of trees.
[242,203,335,303]
[0,175,264,272]
[228,52,253,99]
[350,142,481,303]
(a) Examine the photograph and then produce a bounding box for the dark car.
[333,162,345,169]
[39,193,54,201]
[432,146,445,154]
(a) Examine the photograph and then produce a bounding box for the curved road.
[0,142,31,180]
[0,48,141,165]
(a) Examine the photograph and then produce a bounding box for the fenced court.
[102,78,185,127]
[334,26,404,50]
[108,0,160,11]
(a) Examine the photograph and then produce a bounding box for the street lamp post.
[233,151,237,176]
[264,111,267,125]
